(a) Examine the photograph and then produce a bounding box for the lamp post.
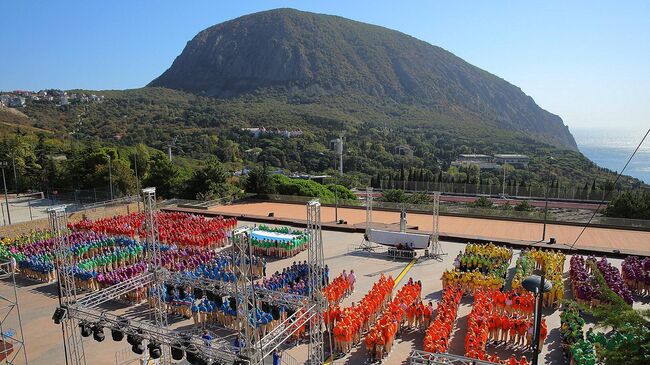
[541,157,555,242]
[0,162,10,225]
[522,273,553,365]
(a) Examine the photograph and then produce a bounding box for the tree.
[244,165,274,194]
[380,189,406,203]
[186,157,237,200]
[144,154,184,198]
[604,191,650,219]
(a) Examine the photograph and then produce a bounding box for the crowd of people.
[323,272,352,305]
[622,256,650,295]
[366,280,423,361]
[465,289,545,364]
[331,274,394,354]
[250,225,309,258]
[560,301,596,365]
[570,255,634,308]
[423,285,462,354]
[594,257,634,305]
[70,212,236,249]
[442,243,512,295]
[511,249,565,308]
[570,255,603,306]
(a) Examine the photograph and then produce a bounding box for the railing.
[378,179,625,202]
[247,194,650,230]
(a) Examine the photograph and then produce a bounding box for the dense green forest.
[2,87,642,199]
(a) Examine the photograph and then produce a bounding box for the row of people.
[442,270,504,294]
[366,280,422,361]
[331,274,394,354]
[466,290,542,365]
[569,255,604,307]
[323,272,352,305]
[622,256,650,295]
[423,285,463,353]
[560,301,596,365]
[593,256,634,305]
[511,249,565,308]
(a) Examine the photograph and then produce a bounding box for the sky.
[1,0,649,130]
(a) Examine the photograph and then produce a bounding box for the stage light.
[92,324,105,342]
[52,307,67,324]
[131,342,145,355]
[79,322,92,337]
[186,344,198,364]
[111,325,124,341]
[171,343,184,360]
[127,334,137,346]
[148,341,162,359]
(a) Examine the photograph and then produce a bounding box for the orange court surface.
[200,201,650,255]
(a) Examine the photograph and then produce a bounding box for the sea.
[572,127,650,184]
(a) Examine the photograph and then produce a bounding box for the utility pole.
[541,157,555,242]
[108,155,114,200]
[502,162,507,196]
[12,155,18,195]
[0,161,11,225]
[134,155,141,212]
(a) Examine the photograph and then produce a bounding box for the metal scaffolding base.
[0,261,28,365]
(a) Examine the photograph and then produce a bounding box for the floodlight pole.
[1,162,10,225]
[541,157,555,242]
[531,273,545,365]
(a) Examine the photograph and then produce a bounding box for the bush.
[269,175,355,203]
[470,196,493,208]
[380,189,407,203]
[514,200,533,212]
[604,191,650,219]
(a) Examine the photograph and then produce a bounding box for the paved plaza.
[2,219,648,365]
[202,202,650,255]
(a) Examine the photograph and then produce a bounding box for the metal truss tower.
[409,350,500,365]
[365,187,373,238]
[141,188,170,365]
[231,226,262,364]
[48,206,86,365]
[306,200,325,365]
[0,261,28,365]
[428,192,445,259]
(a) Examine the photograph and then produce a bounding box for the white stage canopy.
[369,229,430,249]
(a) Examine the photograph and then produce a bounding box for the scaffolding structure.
[0,261,28,365]
[48,206,86,365]
[306,200,325,365]
[231,226,262,364]
[141,188,168,332]
[427,192,446,260]
[408,350,500,365]
[53,191,326,365]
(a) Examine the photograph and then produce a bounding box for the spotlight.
[548,237,557,245]
[111,325,124,341]
[171,343,184,360]
[186,344,198,363]
[148,342,162,359]
[52,307,67,324]
[131,342,145,355]
[79,322,92,337]
[92,324,105,342]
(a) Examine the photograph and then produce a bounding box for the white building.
[494,154,529,168]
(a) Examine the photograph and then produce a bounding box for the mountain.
[149,8,577,150]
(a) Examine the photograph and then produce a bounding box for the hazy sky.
[2,0,648,130]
